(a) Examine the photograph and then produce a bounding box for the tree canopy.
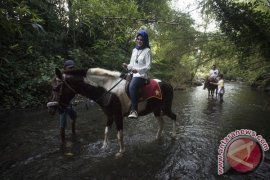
[202,0,270,81]
[0,0,269,109]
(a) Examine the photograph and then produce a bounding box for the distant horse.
[203,76,218,99]
[47,68,176,156]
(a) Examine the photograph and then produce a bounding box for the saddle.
[203,77,218,89]
[124,74,162,101]
[209,77,218,83]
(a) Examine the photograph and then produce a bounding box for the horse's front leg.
[102,126,109,149]
[114,115,124,157]
[155,116,164,139]
[102,115,114,149]
[172,119,176,138]
[115,129,124,157]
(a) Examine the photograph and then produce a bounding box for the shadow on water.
[0,82,270,179]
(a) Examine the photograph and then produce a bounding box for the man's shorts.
[59,106,77,128]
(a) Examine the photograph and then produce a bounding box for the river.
[0,82,270,179]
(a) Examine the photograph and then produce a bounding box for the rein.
[95,77,124,102]
[56,76,77,107]
[57,72,125,105]
[63,79,77,94]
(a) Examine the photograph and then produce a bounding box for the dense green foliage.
[0,0,269,109]
[203,0,270,82]
[0,0,196,109]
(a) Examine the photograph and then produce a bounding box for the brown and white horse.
[203,76,218,99]
[48,67,176,156]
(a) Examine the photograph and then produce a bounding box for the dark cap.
[64,60,75,68]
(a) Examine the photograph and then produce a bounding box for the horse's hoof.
[115,152,123,158]
[101,145,107,149]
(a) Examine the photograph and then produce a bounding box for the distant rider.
[209,64,219,81]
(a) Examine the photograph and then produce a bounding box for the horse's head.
[47,68,78,115]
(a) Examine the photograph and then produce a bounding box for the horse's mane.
[86,67,121,79]
[64,69,88,77]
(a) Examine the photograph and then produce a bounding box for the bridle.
[48,71,127,108]
[62,75,77,94]
[55,75,77,107]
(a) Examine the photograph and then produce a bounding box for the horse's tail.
[160,81,176,120]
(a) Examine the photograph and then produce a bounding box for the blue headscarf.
[135,30,150,50]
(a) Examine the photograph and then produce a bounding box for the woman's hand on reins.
[131,69,138,73]
[122,63,137,73]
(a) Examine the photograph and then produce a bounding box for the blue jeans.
[59,106,77,128]
[129,77,145,111]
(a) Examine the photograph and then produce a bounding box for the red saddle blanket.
[139,80,162,100]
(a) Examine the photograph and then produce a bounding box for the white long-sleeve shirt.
[127,48,152,79]
[210,69,219,79]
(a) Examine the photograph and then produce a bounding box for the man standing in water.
[211,74,225,102]
[59,59,77,144]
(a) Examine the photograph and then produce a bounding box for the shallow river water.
[0,82,270,179]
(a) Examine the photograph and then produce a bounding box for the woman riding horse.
[122,30,152,119]
[47,67,176,157]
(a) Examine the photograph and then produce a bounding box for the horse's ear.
[55,68,62,80]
